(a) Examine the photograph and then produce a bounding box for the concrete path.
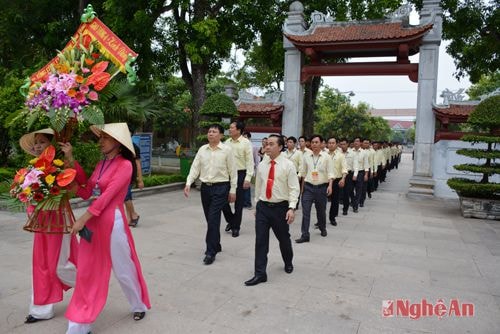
[1,153,500,334]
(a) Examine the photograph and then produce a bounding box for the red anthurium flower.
[87,72,111,91]
[39,145,56,162]
[34,158,57,175]
[56,168,76,187]
[91,61,109,73]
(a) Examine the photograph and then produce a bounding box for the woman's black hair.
[121,145,137,184]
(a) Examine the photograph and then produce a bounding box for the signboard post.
[132,133,153,175]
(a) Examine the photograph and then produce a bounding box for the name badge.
[92,184,101,198]
[311,171,319,181]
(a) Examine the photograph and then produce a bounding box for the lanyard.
[96,157,116,185]
[312,154,320,170]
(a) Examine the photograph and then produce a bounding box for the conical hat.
[19,128,55,156]
[90,123,135,157]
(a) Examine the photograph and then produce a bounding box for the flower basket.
[23,195,75,233]
[11,146,77,233]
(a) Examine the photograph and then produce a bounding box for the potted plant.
[197,93,238,143]
[447,95,500,219]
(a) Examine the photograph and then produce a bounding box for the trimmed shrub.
[447,95,500,199]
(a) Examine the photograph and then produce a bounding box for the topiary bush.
[197,93,237,144]
[447,95,500,199]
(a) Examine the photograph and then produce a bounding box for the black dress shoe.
[320,229,327,237]
[284,264,294,273]
[330,219,337,226]
[368,193,372,198]
[244,275,267,286]
[25,315,42,323]
[295,236,310,243]
[342,211,348,216]
[225,224,232,232]
[314,223,319,229]
[216,244,222,253]
[353,208,358,213]
[203,255,215,265]
[232,229,240,238]
[133,311,146,321]
[359,203,364,207]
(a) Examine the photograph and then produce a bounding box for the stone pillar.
[408,0,442,198]
[282,1,306,136]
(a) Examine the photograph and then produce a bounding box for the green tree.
[467,72,500,100]
[315,86,391,140]
[411,0,499,83]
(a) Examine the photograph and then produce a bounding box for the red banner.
[30,17,137,83]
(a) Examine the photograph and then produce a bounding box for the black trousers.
[254,201,293,276]
[329,178,341,222]
[222,170,246,231]
[200,182,230,256]
[361,169,372,205]
[343,172,354,213]
[373,165,382,190]
[301,182,328,237]
[352,170,365,210]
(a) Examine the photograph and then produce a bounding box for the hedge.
[453,163,500,175]
[455,149,500,160]
[447,178,500,199]
[142,174,185,187]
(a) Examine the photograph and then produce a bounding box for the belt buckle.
[205,182,213,186]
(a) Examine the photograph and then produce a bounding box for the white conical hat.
[90,123,135,157]
[19,128,55,156]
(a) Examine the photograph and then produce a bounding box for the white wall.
[432,140,500,199]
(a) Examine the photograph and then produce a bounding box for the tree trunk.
[302,76,321,136]
[189,63,208,145]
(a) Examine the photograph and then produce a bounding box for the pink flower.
[80,85,89,93]
[21,169,44,189]
[88,91,99,101]
[82,67,90,74]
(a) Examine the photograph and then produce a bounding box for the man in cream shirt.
[327,137,347,226]
[351,137,369,211]
[296,134,334,243]
[285,136,302,175]
[244,135,300,286]
[184,124,237,265]
[222,121,254,237]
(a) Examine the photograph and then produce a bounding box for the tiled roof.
[433,104,475,117]
[388,120,414,129]
[285,23,432,44]
[237,103,283,114]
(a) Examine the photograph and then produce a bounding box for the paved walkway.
[1,153,500,334]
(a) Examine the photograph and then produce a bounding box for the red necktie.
[266,160,275,199]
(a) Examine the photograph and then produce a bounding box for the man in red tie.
[244,135,300,286]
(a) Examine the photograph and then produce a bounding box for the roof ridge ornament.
[310,11,334,25]
[237,90,283,105]
[440,88,465,105]
[385,3,413,24]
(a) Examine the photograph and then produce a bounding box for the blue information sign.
[132,133,152,175]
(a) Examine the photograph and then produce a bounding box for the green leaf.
[81,106,105,125]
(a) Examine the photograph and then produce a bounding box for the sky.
[322,40,472,109]
[224,9,472,111]
[322,10,471,110]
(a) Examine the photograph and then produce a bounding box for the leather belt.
[202,181,229,186]
[260,200,288,208]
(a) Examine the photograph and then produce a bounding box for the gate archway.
[282,1,443,197]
